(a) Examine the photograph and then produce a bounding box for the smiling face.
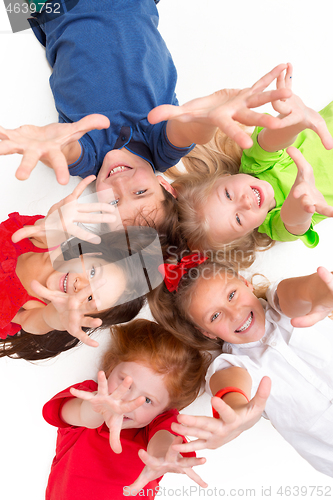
[46,255,126,312]
[96,148,175,226]
[107,361,170,429]
[204,174,276,244]
[188,271,266,344]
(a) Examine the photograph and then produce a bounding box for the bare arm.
[171,368,270,453]
[277,266,333,327]
[280,148,333,235]
[149,64,293,150]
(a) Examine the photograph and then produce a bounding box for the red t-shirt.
[43,380,194,500]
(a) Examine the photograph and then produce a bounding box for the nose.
[240,193,252,210]
[226,303,243,324]
[73,274,90,293]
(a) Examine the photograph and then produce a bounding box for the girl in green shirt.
[170,64,333,268]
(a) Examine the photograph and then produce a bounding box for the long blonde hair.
[169,129,274,269]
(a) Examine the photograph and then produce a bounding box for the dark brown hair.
[0,227,161,361]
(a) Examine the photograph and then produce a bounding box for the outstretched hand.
[283,147,333,223]
[70,371,146,454]
[291,267,333,328]
[0,114,110,184]
[271,64,333,150]
[30,279,105,347]
[125,436,207,495]
[12,176,116,246]
[170,377,271,453]
[148,64,292,149]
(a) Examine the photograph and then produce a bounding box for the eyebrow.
[118,372,161,404]
[117,191,154,207]
[202,281,229,324]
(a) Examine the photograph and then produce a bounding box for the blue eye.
[236,214,241,226]
[225,189,231,200]
[229,291,236,301]
[90,266,96,279]
[109,199,119,206]
[145,397,152,404]
[211,312,220,322]
[135,190,147,195]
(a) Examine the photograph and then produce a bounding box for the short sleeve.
[240,126,286,175]
[68,137,98,178]
[146,409,195,458]
[205,355,245,396]
[143,121,195,173]
[259,210,320,248]
[43,380,97,428]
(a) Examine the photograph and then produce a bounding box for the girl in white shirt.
[149,257,333,477]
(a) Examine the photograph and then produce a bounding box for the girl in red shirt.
[43,319,209,499]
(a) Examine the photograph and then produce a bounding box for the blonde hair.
[170,129,274,269]
[101,319,209,410]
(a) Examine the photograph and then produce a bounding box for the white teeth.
[252,188,261,207]
[108,166,128,176]
[63,273,69,293]
[236,312,253,332]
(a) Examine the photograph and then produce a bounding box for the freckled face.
[204,174,276,244]
[107,361,170,429]
[188,273,266,345]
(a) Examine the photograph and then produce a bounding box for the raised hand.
[126,436,207,495]
[30,279,105,347]
[12,176,116,246]
[148,64,292,149]
[70,371,146,454]
[170,377,271,453]
[291,267,333,328]
[0,114,110,184]
[281,148,333,232]
[271,64,333,150]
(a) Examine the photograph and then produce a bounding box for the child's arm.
[65,371,146,454]
[148,64,292,150]
[11,176,116,247]
[125,433,207,494]
[13,280,104,347]
[280,148,333,236]
[257,64,333,152]
[170,368,271,454]
[277,266,333,327]
[0,114,110,185]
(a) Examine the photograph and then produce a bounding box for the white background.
[1,1,333,499]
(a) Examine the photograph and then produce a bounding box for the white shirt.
[205,282,333,477]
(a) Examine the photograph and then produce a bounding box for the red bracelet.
[212,387,250,419]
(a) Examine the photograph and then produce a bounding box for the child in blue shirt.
[0,0,291,232]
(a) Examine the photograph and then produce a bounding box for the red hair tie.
[158,253,208,292]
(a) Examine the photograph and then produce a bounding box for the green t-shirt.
[240,101,333,247]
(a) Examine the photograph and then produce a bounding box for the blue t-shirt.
[29,0,194,176]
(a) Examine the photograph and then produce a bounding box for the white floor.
[1,1,333,498]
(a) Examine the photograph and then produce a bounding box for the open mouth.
[235,312,253,333]
[107,165,132,178]
[251,188,262,207]
[60,272,69,293]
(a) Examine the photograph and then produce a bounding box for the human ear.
[199,328,218,341]
[157,175,177,199]
[239,275,254,292]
